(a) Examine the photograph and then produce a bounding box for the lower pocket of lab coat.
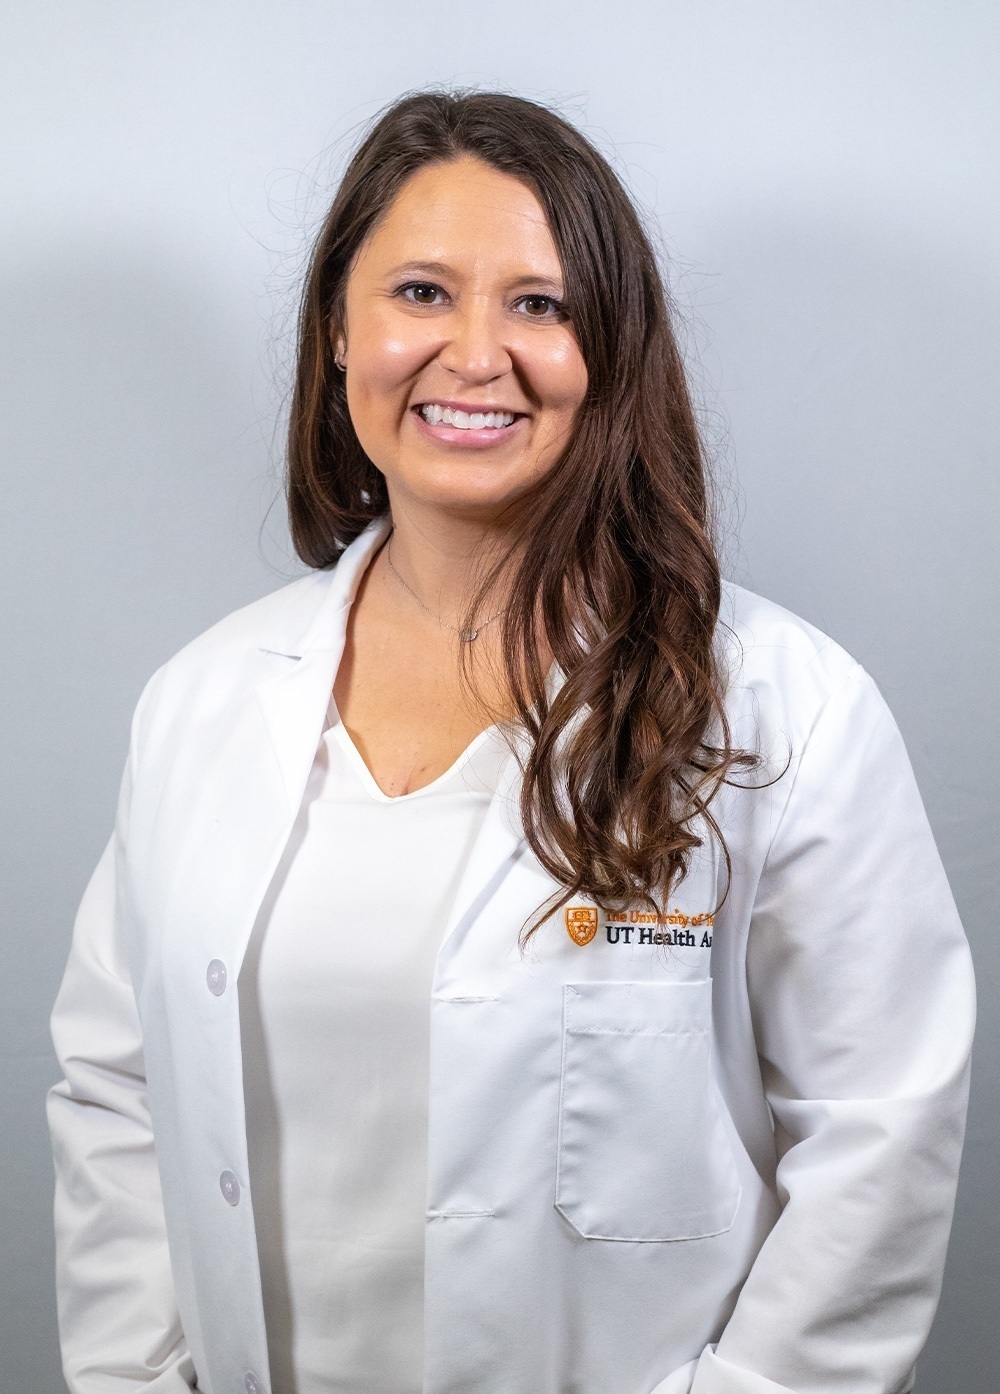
[555,980,741,1242]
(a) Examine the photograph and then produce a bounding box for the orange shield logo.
[565,905,599,946]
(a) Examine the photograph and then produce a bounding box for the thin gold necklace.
[385,534,505,643]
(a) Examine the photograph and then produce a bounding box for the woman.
[47,91,974,1394]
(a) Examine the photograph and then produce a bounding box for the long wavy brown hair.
[287,90,755,935]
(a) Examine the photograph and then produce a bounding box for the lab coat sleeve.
[689,662,975,1394]
[47,678,198,1392]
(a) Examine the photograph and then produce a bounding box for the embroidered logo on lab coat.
[565,903,715,947]
[564,905,599,946]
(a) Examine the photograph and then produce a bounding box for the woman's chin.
[386,469,545,525]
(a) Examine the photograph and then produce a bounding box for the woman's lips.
[410,405,526,449]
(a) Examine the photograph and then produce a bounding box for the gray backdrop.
[2,3,996,1390]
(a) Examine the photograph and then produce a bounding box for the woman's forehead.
[354,157,563,281]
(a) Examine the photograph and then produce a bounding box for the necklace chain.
[385,534,505,643]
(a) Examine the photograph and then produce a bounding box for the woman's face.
[337,156,589,523]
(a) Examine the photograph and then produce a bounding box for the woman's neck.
[382,499,519,633]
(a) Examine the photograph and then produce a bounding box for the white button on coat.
[219,1171,241,1207]
[206,959,228,996]
[46,519,975,1394]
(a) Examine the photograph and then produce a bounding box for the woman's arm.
[690,664,975,1393]
[47,684,198,1392]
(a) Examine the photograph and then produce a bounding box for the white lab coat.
[48,518,975,1394]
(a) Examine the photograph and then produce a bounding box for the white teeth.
[419,404,516,429]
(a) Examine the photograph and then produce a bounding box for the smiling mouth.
[416,403,520,430]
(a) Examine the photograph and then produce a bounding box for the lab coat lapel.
[437,744,528,955]
[253,647,341,812]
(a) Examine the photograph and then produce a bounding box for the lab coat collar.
[252,518,391,811]
[260,515,392,660]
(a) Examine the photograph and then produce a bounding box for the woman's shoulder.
[166,567,336,666]
[719,580,857,678]
[716,580,881,745]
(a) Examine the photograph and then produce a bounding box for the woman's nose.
[437,297,511,382]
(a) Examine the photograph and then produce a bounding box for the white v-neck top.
[239,700,509,1394]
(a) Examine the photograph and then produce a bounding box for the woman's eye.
[400,282,443,305]
[515,294,566,319]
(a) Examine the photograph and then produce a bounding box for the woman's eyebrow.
[504,273,565,294]
[388,260,454,279]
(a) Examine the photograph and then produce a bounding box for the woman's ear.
[332,326,347,372]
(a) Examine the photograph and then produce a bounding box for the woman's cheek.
[359,310,441,387]
[346,335,434,457]
[519,332,588,411]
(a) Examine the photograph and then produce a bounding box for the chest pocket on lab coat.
[555,980,741,1241]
